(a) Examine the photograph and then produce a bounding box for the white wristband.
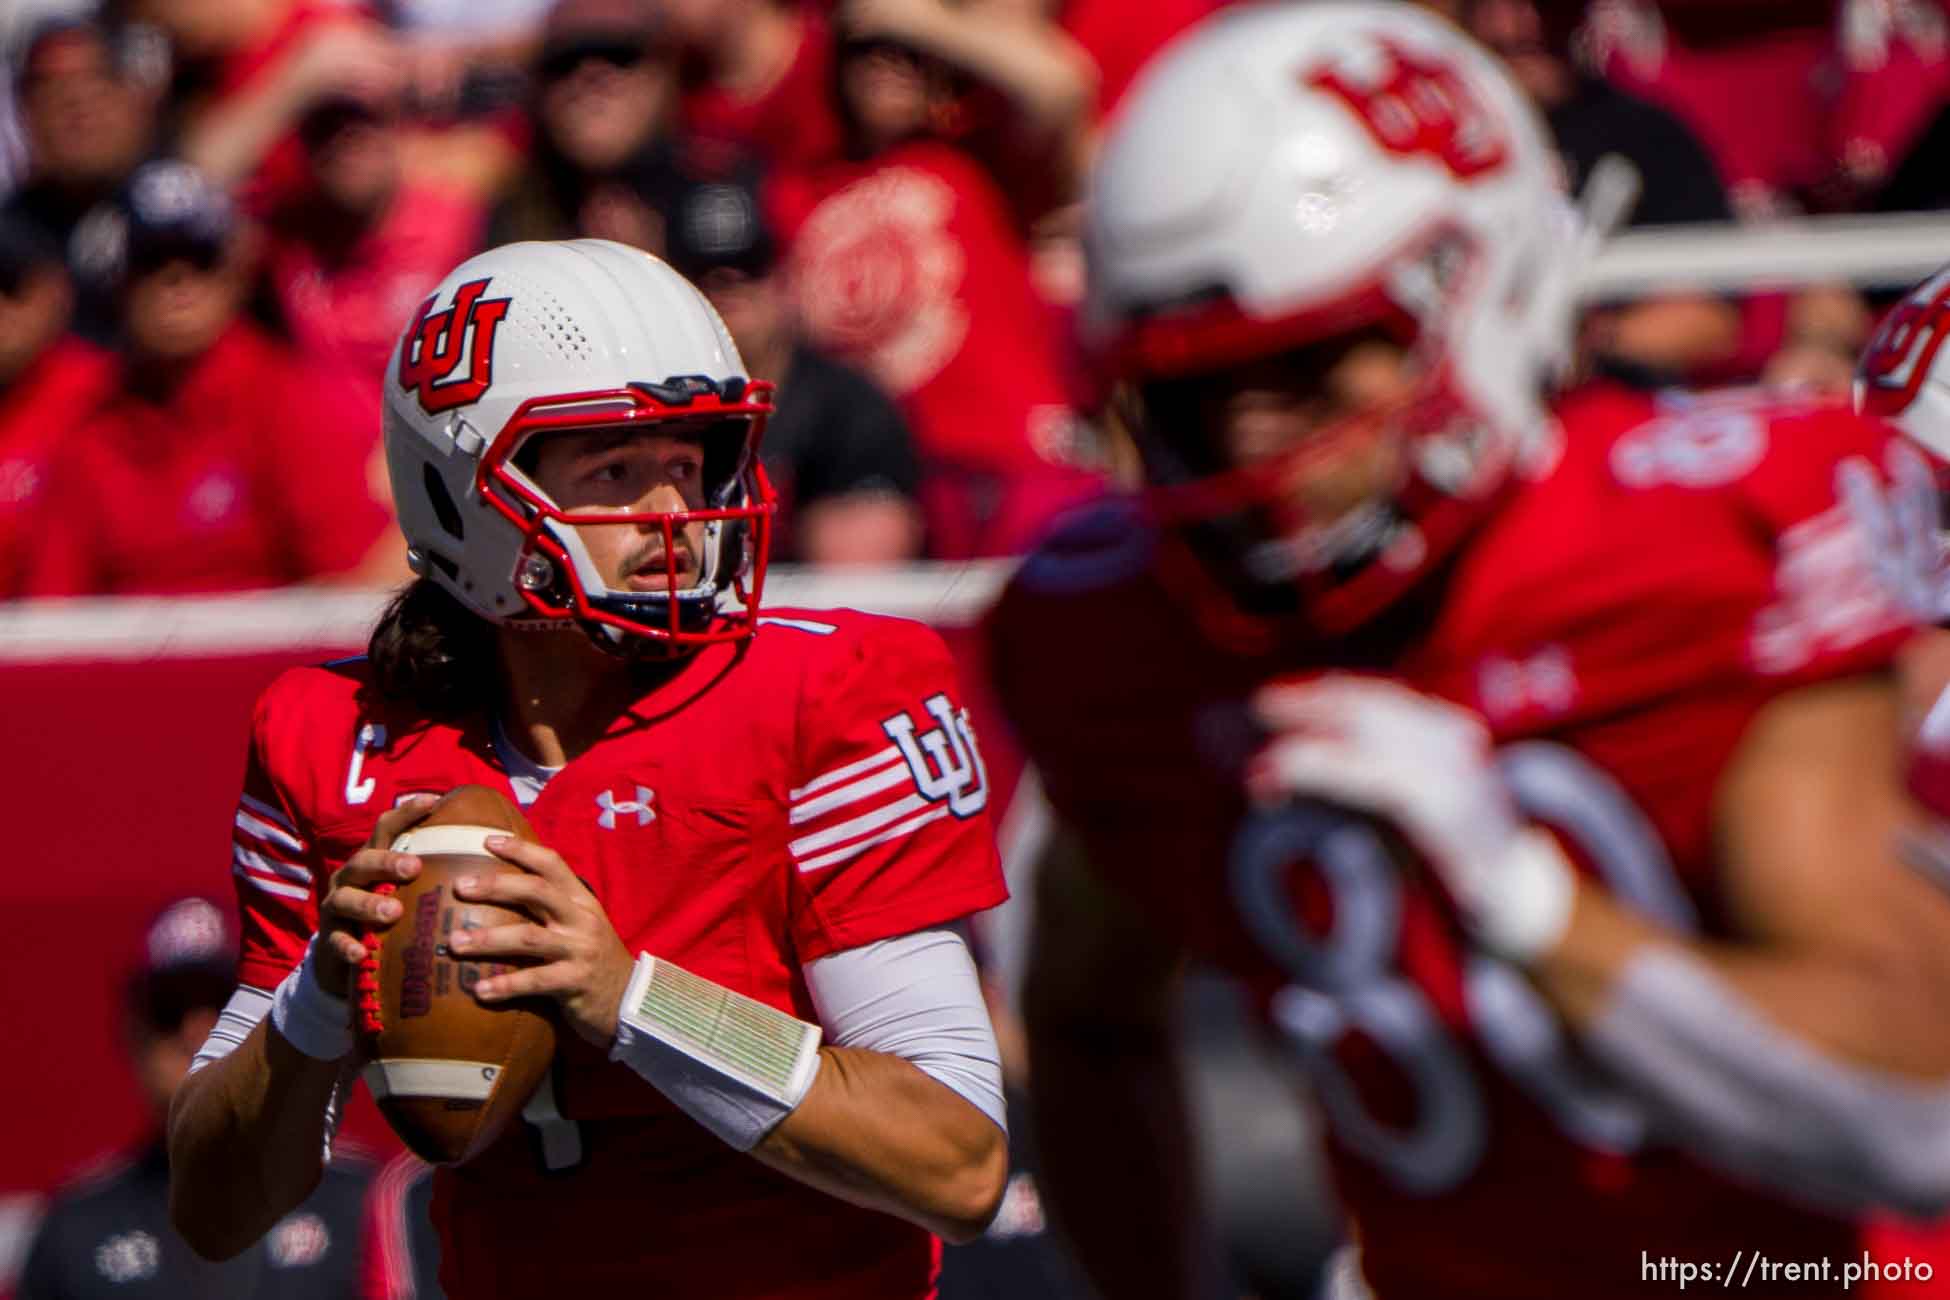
[1473,828,1579,964]
[609,953,823,1151]
[270,935,354,1062]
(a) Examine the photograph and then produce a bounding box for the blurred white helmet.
[1857,263,1950,465]
[383,239,776,651]
[1085,1,1583,633]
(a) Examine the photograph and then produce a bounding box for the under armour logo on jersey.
[398,278,512,414]
[596,786,656,829]
[883,694,988,818]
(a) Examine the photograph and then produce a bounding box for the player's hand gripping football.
[1248,675,1578,963]
[446,838,636,1048]
[316,794,441,997]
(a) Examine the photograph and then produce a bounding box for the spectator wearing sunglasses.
[18,160,397,597]
[0,213,115,599]
[488,0,698,252]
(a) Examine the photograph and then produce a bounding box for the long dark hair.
[367,578,502,722]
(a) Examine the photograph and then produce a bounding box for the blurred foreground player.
[167,238,1009,1299]
[18,899,370,1300]
[989,6,1950,1298]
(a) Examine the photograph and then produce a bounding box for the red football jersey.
[230,608,1006,1300]
[18,324,390,597]
[986,382,1920,1299]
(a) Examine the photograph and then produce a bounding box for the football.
[356,785,557,1166]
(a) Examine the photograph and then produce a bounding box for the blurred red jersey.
[231,608,1006,1300]
[987,383,1920,1299]
[19,324,389,597]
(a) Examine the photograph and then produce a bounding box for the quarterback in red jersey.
[989,6,1950,1299]
[167,238,1010,1299]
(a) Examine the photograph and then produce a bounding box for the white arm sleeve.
[190,984,273,1073]
[188,982,350,1158]
[802,928,1008,1135]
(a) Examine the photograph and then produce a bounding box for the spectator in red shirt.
[670,0,846,178]
[262,93,487,401]
[0,215,115,600]
[22,160,399,597]
[783,18,1103,558]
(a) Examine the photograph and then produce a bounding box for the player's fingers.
[447,922,566,962]
[326,931,369,967]
[1247,737,1405,815]
[323,882,408,929]
[336,849,423,889]
[472,963,572,1003]
[367,793,441,849]
[452,867,566,920]
[482,835,583,891]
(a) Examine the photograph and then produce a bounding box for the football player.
[987,6,1950,1299]
[167,238,1010,1298]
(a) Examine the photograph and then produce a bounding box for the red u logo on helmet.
[398,279,513,415]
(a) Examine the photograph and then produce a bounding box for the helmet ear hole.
[423,465,466,541]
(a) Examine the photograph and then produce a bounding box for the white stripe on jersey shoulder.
[234,844,312,883]
[790,762,912,823]
[790,792,929,857]
[233,864,311,901]
[758,616,838,635]
[789,744,902,802]
[236,808,306,855]
[238,793,302,840]
[797,805,950,873]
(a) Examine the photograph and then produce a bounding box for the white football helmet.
[382,239,777,650]
[1085,1,1584,633]
[1857,263,1950,464]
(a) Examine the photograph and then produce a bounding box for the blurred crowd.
[3,0,1950,599]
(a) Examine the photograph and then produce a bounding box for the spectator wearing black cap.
[19,159,398,596]
[667,168,925,567]
[488,0,690,251]
[15,898,373,1300]
[2,15,160,342]
[0,213,114,599]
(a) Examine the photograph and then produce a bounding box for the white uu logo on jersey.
[596,785,656,829]
[882,693,989,818]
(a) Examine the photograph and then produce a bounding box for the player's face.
[1159,329,1414,531]
[527,425,714,594]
